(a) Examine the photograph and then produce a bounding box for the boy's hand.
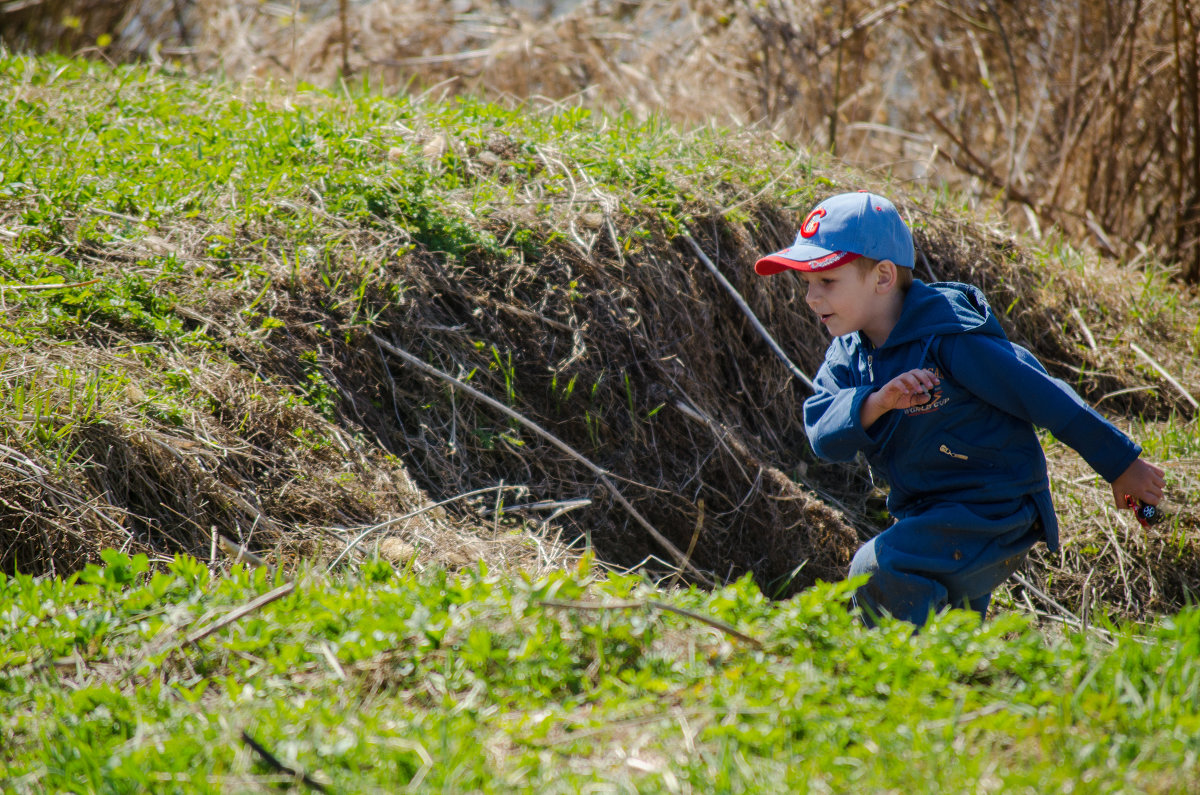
[1110,458,1166,510]
[860,368,940,429]
[874,368,940,410]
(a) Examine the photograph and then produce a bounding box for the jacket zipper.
[939,444,969,461]
[867,354,874,382]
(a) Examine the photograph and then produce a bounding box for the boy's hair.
[854,256,914,291]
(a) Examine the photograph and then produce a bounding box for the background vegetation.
[1,51,1196,613]
[5,0,1200,280]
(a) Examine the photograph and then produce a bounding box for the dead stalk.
[681,231,814,391]
[370,333,714,586]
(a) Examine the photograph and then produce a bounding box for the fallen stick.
[1009,572,1117,646]
[666,498,705,589]
[217,534,269,569]
[0,278,102,311]
[370,334,714,587]
[680,231,815,392]
[1070,307,1098,351]
[0,277,101,292]
[184,581,295,645]
[240,730,329,793]
[541,598,762,649]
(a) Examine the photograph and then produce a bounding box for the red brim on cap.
[754,250,860,275]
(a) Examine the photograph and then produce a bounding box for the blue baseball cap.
[755,192,915,274]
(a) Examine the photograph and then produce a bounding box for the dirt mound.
[6,178,1199,611]
[261,187,1200,606]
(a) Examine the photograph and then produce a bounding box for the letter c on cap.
[800,208,826,238]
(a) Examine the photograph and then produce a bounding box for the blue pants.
[848,501,1043,627]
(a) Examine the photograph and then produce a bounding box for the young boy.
[755,191,1166,626]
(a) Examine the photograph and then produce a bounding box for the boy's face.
[799,262,890,340]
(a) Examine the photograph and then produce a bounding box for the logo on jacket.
[904,368,948,416]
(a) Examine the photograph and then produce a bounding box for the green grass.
[2,553,1200,792]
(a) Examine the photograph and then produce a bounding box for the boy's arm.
[941,333,1158,503]
[803,358,884,462]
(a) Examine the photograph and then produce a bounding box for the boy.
[755,191,1166,626]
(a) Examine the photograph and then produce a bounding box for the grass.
[2,53,1197,560]
[0,52,808,403]
[0,51,854,580]
[0,55,810,262]
[2,553,1200,792]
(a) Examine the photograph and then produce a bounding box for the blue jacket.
[803,280,1141,552]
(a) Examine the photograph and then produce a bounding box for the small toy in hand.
[1125,495,1165,528]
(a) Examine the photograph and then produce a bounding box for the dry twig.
[1131,342,1199,410]
[184,581,295,645]
[370,333,714,586]
[680,230,814,392]
[540,597,763,649]
[240,730,329,793]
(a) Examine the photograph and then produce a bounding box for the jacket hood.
[877,280,1005,349]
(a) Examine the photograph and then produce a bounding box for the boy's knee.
[848,538,879,580]
[848,539,892,627]
[847,537,948,627]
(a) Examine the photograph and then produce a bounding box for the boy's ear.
[874,259,899,292]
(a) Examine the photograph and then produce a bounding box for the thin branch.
[981,0,1022,183]
[680,231,814,391]
[184,581,295,645]
[541,598,763,649]
[217,534,269,569]
[814,0,911,59]
[487,498,593,515]
[925,111,1051,220]
[370,48,491,67]
[240,730,329,793]
[0,277,101,292]
[370,334,714,586]
[1010,572,1117,646]
[0,278,102,311]
[667,498,705,589]
[1070,308,1098,351]
[1130,342,1199,409]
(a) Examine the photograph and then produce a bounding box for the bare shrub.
[0,0,197,57]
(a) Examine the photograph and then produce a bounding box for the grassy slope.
[2,54,1200,790]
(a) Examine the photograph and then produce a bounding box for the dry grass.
[0,298,574,580]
